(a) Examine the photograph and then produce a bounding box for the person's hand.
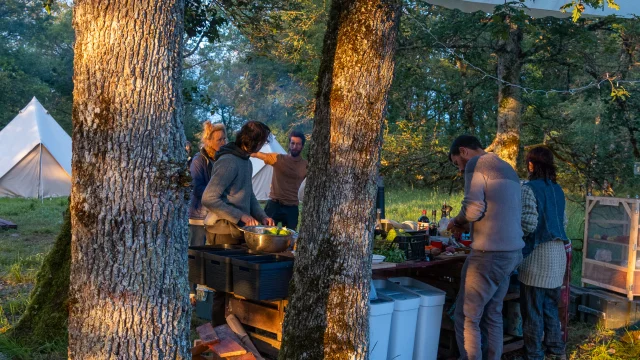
[447,218,457,231]
[447,218,465,235]
[250,153,258,158]
[241,214,259,226]
[263,217,275,226]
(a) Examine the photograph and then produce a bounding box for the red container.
[460,240,472,247]
[430,240,443,250]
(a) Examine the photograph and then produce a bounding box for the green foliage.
[0,0,73,133]
[373,243,406,263]
[561,0,621,22]
[7,204,71,348]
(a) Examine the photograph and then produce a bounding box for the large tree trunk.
[487,19,522,169]
[9,206,71,344]
[69,1,190,358]
[279,1,401,359]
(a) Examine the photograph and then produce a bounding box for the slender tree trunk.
[456,59,475,133]
[487,19,522,169]
[69,1,190,358]
[279,1,401,359]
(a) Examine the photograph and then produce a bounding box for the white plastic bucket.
[369,292,394,360]
[388,277,446,360]
[372,279,420,360]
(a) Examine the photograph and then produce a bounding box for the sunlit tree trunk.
[456,59,475,133]
[69,1,190,358]
[487,19,522,169]
[279,0,401,359]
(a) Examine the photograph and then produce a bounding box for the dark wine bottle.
[417,209,430,230]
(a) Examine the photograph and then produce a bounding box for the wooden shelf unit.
[581,196,640,301]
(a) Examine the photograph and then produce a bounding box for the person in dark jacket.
[519,146,569,360]
[188,121,226,305]
[202,121,275,243]
[189,121,228,245]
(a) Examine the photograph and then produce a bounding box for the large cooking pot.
[241,226,297,253]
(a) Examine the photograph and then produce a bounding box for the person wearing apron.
[202,121,275,325]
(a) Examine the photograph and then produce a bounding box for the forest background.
[2,0,640,195]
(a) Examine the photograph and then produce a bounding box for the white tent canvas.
[0,97,72,198]
[427,0,640,19]
[250,134,287,201]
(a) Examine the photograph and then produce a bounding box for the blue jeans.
[454,249,523,360]
[520,284,565,360]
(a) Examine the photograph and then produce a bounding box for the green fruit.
[387,229,397,241]
[278,229,289,236]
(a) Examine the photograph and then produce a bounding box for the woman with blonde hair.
[188,121,226,303]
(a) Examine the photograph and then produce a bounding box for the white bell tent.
[427,0,639,18]
[250,134,287,200]
[0,97,72,198]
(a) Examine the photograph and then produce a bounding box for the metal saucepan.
[240,226,297,253]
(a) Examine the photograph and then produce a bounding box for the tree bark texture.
[10,206,71,344]
[69,1,190,359]
[279,1,401,359]
[487,20,522,169]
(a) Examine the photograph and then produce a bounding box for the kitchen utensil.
[372,254,386,264]
[240,226,296,253]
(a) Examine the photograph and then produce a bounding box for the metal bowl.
[241,226,296,253]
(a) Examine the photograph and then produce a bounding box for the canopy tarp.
[427,0,639,18]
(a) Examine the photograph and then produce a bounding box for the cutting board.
[372,262,397,270]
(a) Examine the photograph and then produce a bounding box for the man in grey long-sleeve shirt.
[447,135,524,360]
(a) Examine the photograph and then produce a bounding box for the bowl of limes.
[241,226,297,253]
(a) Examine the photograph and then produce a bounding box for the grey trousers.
[454,249,523,360]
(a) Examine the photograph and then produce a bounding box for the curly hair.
[235,121,271,153]
[526,146,557,183]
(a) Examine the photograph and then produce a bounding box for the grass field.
[0,190,636,359]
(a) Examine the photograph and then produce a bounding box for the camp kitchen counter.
[192,247,565,358]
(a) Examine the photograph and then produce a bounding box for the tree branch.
[183,32,206,59]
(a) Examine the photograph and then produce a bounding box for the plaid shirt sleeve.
[521,185,538,236]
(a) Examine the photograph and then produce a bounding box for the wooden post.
[581,197,592,288]
[627,200,640,300]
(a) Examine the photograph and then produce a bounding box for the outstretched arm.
[251,152,279,166]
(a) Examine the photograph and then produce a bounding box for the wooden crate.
[578,289,640,329]
[581,196,640,300]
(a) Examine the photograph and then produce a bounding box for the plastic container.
[430,240,443,250]
[369,292,394,360]
[372,279,420,360]
[188,245,244,285]
[388,277,446,360]
[202,249,258,292]
[195,285,214,320]
[394,231,427,260]
[231,255,294,300]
